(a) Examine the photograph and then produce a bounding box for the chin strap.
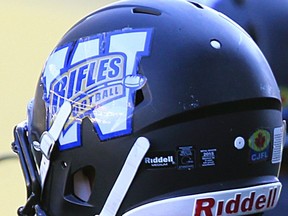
[33,101,72,187]
[97,137,150,216]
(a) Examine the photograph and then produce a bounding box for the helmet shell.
[26,0,283,215]
[198,0,288,124]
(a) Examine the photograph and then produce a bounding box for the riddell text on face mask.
[193,187,278,216]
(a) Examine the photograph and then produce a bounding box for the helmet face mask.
[13,0,285,215]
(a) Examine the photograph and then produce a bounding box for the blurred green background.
[0,1,114,215]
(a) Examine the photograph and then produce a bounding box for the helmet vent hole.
[73,166,95,202]
[233,0,246,6]
[189,2,204,9]
[132,7,161,16]
[135,89,144,106]
[210,39,222,49]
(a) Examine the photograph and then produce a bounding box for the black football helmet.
[12,0,285,215]
[196,0,288,148]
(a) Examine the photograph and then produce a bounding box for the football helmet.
[196,0,288,148]
[12,0,285,215]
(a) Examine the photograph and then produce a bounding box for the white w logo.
[42,28,153,150]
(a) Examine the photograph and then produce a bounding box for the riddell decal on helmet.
[193,184,280,216]
[122,182,281,216]
[248,129,270,162]
[41,28,153,150]
[144,151,176,169]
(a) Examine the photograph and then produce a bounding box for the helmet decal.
[248,129,271,162]
[41,28,153,150]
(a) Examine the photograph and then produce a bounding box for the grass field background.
[0,1,114,215]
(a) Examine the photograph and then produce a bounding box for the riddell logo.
[194,187,279,216]
[144,153,176,169]
[145,156,175,165]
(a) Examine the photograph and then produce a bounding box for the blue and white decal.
[41,28,153,150]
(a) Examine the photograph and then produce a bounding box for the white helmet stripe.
[98,137,150,216]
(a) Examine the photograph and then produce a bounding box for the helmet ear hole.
[73,166,95,202]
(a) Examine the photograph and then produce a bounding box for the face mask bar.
[12,121,151,216]
[12,121,46,216]
[11,100,73,216]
